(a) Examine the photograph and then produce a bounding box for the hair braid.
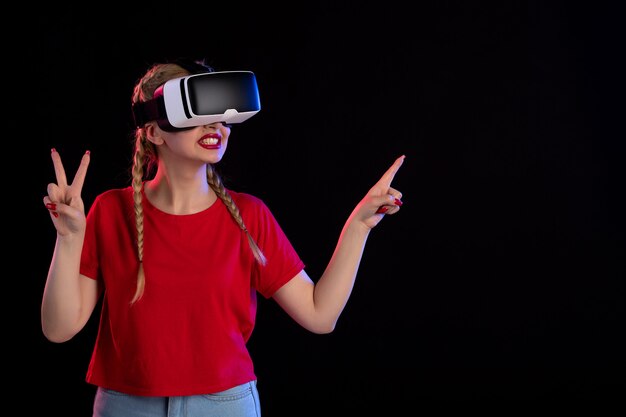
[127,62,189,304]
[130,131,147,304]
[206,164,267,266]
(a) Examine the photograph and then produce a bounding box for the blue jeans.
[93,380,261,417]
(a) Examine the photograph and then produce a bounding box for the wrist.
[56,231,86,247]
[343,218,372,238]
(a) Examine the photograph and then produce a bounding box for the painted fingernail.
[394,198,403,206]
[52,212,59,218]
[86,150,90,155]
[376,206,389,214]
[51,148,56,153]
[46,203,57,210]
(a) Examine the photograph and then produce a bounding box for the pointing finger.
[375,155,405,190]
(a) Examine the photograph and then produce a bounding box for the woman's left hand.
[348,155,406,230]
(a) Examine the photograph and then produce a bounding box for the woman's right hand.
[43,149,91,237]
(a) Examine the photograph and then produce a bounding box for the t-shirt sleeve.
[80,195,101,281]
[248,198,305,298]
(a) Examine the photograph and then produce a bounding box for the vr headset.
[132,70,261,132]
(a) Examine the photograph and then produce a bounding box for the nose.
[204,121,231,129]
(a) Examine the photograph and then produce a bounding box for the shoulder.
[227,189,269,213]
[94,186,133,203]
[226,189,282,228]
[90,186,133,211]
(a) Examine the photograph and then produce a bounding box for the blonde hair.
[129,62,266,304]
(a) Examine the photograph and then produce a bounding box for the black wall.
[20,2,624,414]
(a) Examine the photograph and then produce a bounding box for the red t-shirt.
[80,186,305,396]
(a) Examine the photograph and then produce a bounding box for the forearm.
[41,233,86,342]
[313,220,370,329]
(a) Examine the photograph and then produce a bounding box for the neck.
[144,164,217,215]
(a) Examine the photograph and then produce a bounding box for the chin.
[205,155,224,164]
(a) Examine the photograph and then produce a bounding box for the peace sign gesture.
[43,149,91,237]
[349,155,406,230]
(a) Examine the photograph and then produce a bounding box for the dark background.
[21,2,624,414]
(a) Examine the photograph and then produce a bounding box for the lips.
[198,134,221,149]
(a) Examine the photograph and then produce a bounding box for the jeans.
[93,380,261,417]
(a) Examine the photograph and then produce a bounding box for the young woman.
[41,59,405,417]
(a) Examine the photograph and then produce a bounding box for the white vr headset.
[132,69,261,132]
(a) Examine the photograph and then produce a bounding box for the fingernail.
[46,203,57,210]
[86,150,90,155]
[376,206,389,214]
[51,148,56,153]
[394,198,403,206]
[52,212,59,218]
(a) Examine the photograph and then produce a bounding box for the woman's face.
[156,122,231,165]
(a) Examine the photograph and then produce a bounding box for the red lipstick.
[198,133,221,150]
